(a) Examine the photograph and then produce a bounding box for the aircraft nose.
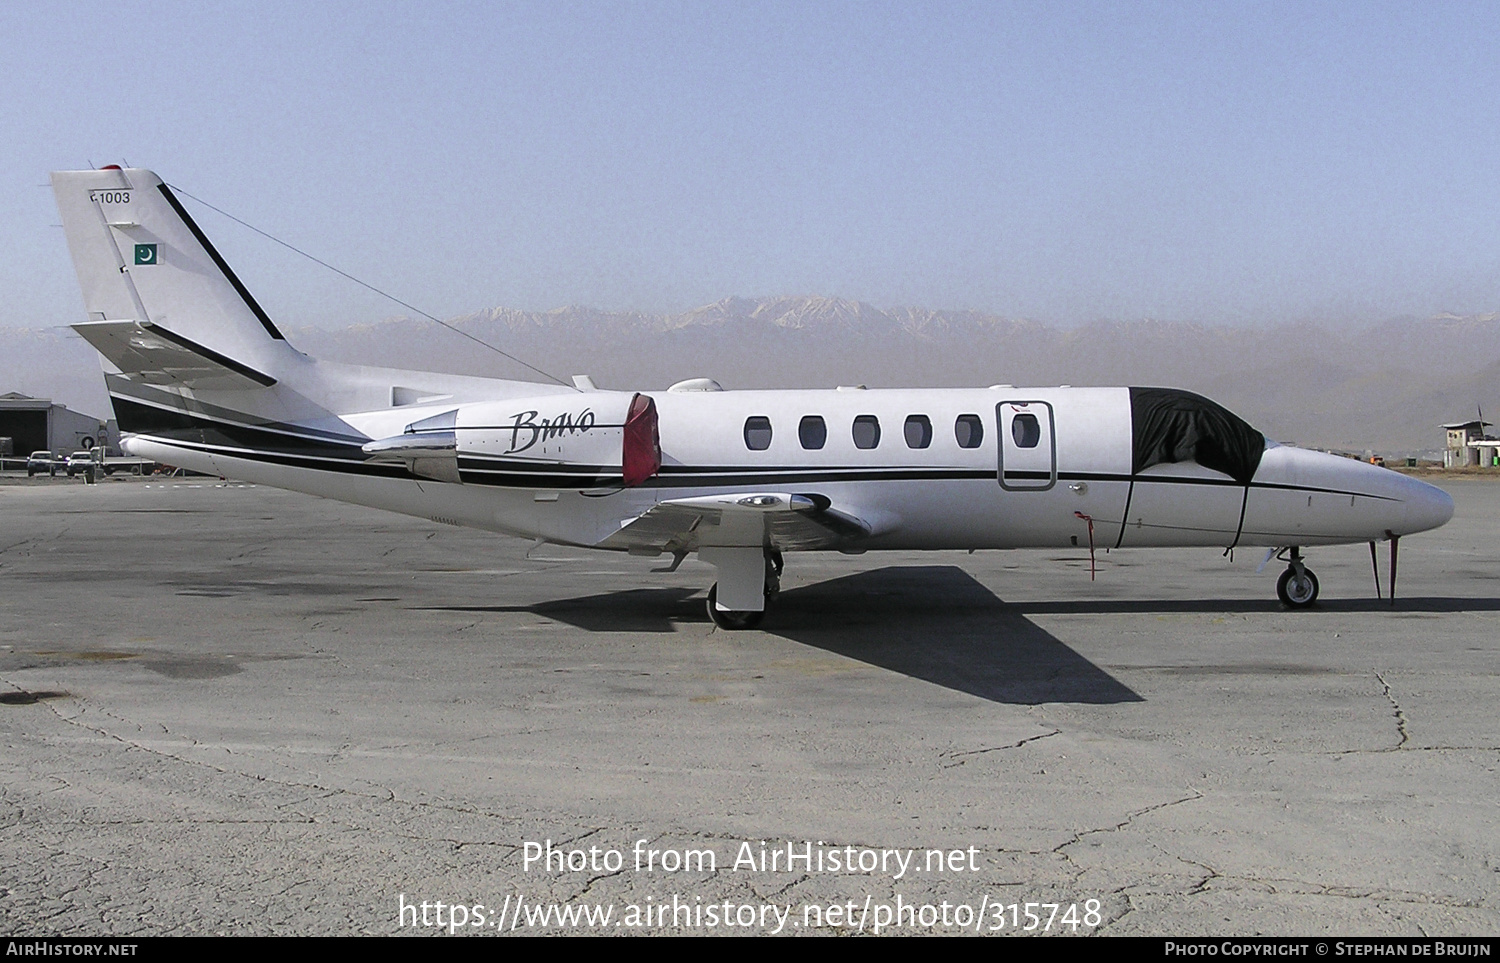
[1399,477,1454,535]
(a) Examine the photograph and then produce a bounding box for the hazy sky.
[6,1,1500,330]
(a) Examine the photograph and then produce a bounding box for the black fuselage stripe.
[132,432,1405,506]
[142,437,408,477]
[117,405,1400,502]
[111,392,368,445]
[459,459,616,474]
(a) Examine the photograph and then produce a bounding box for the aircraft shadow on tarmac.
[1000,596,1500,615]
[423,565,1144,705]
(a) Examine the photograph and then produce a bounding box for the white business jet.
[52,167,1455,628]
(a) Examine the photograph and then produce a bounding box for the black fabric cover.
[1129,387,1265,485]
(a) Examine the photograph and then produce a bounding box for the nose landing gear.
[1275,547,1319,607]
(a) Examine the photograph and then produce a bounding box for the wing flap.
[598,492,885,554]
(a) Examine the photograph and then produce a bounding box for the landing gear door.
[997,400,1056,491]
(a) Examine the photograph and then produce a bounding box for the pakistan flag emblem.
[134,243,157,265]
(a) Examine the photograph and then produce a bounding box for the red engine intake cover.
[622,393,661,487]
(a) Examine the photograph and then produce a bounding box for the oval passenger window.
[904,415,932,449]
[852,415,881,449]
[799,415,827,450]
[1011,413,1041,448]
[744,416,773,451]
[955,414,984,449]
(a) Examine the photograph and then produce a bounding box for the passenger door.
[996,400,1056,491]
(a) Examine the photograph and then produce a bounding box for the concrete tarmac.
[1,475,1497,936]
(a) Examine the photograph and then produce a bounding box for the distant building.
[0,392,109,456]
[1443,418,1497,468]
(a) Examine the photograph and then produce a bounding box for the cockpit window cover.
[1129,387,1265,485]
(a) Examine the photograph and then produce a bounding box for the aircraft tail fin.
[51,167,299,388]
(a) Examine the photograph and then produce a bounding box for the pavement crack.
[22,696,536,832]
[1189,875,1485,911]
[1330,743,1500,756]
[1053,789,1205,856]
[574,867,629,899]
[941,729,1062,768]
[1165,847,1223,897]
[1375,671,1411,749]
[0,538,37,557]
[1093,887,1137,934]
[0,524,73,560]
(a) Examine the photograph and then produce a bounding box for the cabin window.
[799,415,827,450]
[1011,412,1041,448]
[852,415,881,449]
[904,415,933,449]
[955,414,984,449]
[743,416,773,451]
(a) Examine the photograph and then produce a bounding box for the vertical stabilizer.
[51,167,297,381]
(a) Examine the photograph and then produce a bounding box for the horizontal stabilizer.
[72,319,277,390]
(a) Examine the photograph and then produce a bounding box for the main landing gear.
[705,550,782,630]
[1275,547,1319,608]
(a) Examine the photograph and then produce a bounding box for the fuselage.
[121,381,1454,554]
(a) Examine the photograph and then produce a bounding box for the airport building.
[1443,418,1499,468]
[0,392,110,458]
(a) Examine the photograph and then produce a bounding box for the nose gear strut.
[1275,547,1319,608]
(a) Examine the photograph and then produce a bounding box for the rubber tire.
[706,584,764,630]
[1276,567,1320,607]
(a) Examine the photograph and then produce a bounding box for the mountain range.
[6,296,1497,455]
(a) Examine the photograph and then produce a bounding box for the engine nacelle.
[363,391,660,488]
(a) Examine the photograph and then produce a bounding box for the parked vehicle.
[64,450,94,477]
[26,451,58,477]
[100,456,155,476]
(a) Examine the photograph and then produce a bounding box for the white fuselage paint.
[123,384,1454,554]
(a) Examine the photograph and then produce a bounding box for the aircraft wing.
[71,319,277,391]
[597,493,886,554]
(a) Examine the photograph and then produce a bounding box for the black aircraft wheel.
[1276,566,1320,608]
[706,584,764,630]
